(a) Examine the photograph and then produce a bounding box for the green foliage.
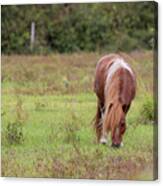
[1,2,157,54]
[139,95,154,124]
[6,121,24,145]
[64,110,81,144]
[5,98,28,145]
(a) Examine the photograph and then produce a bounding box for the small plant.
[35,101,46,111]
[6,121,24,144]
[63,76,69,90]
[139,95,154,124]
[64,109,80,144]
[1,110,6,117]
[6,97,27,145]
[62,76,72,94]
[64,122,80,144]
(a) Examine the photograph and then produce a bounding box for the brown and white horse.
[94,54,136,147]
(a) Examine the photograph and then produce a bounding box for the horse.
[94,53,136,147]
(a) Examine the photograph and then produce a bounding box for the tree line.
[1,2,157,54]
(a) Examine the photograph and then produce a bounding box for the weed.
[6,121,24,145]
[35,100,46,111]
[5,97,28,145]
[64,110,80,144]
[139,95,154,124]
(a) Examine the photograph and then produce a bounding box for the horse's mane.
[103,68,126,133]
[103,99,124,133]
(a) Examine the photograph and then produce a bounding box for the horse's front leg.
[100,119,108,144]
[99,107,109,145]
[94,100,104,142]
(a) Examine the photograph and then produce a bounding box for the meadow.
[1,51,156,180]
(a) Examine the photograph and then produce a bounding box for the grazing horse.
[94,54,136,147]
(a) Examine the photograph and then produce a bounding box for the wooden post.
[30,22,35,50]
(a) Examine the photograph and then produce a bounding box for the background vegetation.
[2,2,157,54]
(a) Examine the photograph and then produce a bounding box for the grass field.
[1,51,157,180]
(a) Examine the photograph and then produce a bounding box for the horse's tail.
[103,100,124,133]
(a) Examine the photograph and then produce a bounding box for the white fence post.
[30,22,35,50]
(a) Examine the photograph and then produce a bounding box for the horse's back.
[120,68,136,105]
[109,67,136,106]
[94,54,121,101]
[94,54,136,105]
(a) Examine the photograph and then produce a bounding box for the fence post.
[30,22,35,51]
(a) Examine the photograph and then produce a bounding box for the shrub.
[139,95,154,124]
[6,121,24,145]
[5,98,28,145]
[2,2,156,54]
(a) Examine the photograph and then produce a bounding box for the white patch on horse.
[100,132,108,144]
[100,137,107,144]
[104,58,133,96]
[120,142,124,147]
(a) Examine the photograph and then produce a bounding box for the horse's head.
[111,116,126,148]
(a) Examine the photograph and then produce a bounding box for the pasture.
[1,51,156,179]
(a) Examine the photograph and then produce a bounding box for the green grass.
[1,52,156,180]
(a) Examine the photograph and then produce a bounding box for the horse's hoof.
[111,142,124,148]
[111,143,120,148]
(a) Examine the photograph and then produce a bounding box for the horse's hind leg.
[94,100,103,142]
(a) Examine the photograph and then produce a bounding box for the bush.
[6,121,24,145]
[1,2,156,54]
[5,98,28,145]
[139,95,154,124]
